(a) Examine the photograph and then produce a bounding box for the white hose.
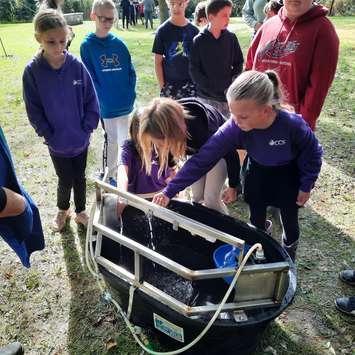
[85,200,261,354]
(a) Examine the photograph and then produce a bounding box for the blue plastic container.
[213,244,250,284]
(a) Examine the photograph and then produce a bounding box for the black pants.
[50,149,88,213]
[122,9,130,28]
[244,158,300,246]
[249,203,299,245]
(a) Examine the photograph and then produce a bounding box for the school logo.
[258,39,300,60]
[269,139,286,146]
[73,79,82,86]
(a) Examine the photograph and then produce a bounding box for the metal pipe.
[95,180,246,250]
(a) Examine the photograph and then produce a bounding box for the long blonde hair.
[138,98,188,176]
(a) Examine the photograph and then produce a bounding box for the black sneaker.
[335,296,355,317]
[339,270,355,286]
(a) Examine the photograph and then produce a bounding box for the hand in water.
[152,192,170,207]
[222,187,237,204]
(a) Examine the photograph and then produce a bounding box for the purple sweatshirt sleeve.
[81,65,100,133]
[164,119,240,199]
[22,67,53,140]
[292,119,323,192]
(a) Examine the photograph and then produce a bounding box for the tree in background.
[0,0,17,21]
[15,0,37,21]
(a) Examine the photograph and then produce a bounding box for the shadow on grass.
[230,199,354,354]
[60,226,140,355]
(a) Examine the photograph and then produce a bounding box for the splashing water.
[223,246,238,267]
[146,212,156,251]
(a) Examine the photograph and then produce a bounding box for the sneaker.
[74,211,89,227]
[52,209,71,232]
[335,296,355,317]
[339,270,355,286]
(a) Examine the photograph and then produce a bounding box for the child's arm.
[154,54,165,89]
[129,54,137,90]
[81,65,100,133]
[293,119,323,205]
[80,44,99,88]
[222,148,241,204]
[231,35,244,79]
[22,68,53,141]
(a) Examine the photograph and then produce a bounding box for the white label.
[153,313,184,343]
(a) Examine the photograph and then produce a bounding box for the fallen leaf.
[105,338,117,351]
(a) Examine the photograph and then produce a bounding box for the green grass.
[0,17,354,355]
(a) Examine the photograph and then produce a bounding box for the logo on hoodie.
[258,39,300,60]
[100,53,121,72]
[269,139,286,146]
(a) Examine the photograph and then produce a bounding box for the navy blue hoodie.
[23,51,100,158]
[80,33,136,118]
[189,28,244,102]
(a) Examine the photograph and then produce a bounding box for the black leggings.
[249,203,299,245]
[122,9,130,28]
[50,148,88,213]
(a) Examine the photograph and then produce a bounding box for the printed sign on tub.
[153,313,185,343]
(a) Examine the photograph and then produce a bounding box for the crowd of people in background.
[0,0,353,351]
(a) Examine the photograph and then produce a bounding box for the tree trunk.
[158,0,169,23]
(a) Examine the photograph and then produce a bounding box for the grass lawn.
[0,16,354,355]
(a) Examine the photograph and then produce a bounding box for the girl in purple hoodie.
[23,9,100,232]
[152,70,323,261]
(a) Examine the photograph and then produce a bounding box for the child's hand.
[116,198,127,218]
[296,190,310,206]
[153,192,170,207]
[222,187,238,204]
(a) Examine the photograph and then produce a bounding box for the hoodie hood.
[84,32,116,47]
[35,50,74,72]
[279,3,328,24]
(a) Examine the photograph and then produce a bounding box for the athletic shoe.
[339,270,355,286]
[335,296,355,317]
[52,209,71,232]
[74,211,89,227]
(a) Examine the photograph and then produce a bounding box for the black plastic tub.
[97,196,297,355]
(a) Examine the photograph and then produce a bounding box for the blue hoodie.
[80,33,136,118]
[0,127,45,267]
[22,51,100,158]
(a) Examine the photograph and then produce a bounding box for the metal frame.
[92,180,290,317]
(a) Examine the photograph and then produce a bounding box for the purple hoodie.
[23,51,99,157]
[164,110,323,199]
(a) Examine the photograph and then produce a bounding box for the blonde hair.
[129,110,143,159]
[138,98,188,176]
[92,0,117,14]
[226,70,283,109]
[34,8,67,35]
